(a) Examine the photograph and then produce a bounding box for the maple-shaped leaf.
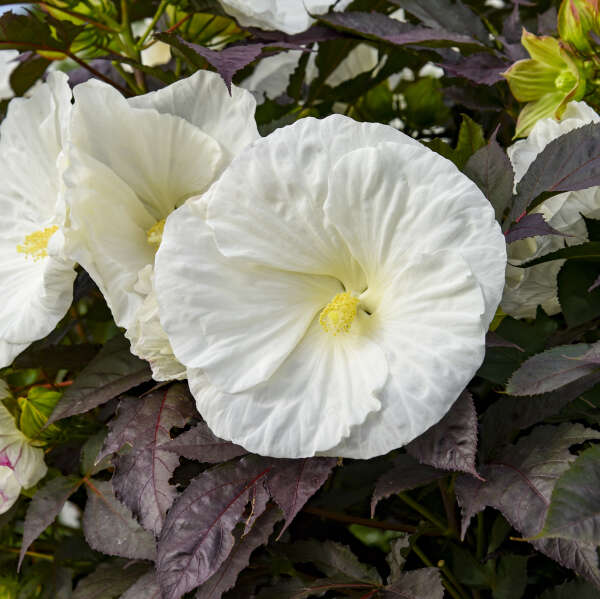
[504,213,569,244]
[82,479,156,561]
[99,384,195,535]
[156,455,273,599]
[163,421,247,463]
[456,424,600,586]
[406,390,479,476]
[267,457,336,535]
[371,454,445,517]
[382,567,444,599]
[72,560,150,599]
[48,334,151,424]
[120,571,162,599]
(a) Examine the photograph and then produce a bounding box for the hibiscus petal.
[0,466,20,515]
[156,199,341,393]
[187,314,388,457]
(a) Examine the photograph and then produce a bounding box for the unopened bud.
[558,0,599,52]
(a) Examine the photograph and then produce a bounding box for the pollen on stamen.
[147,219,166,248]
[319,292,360,335]
[16,226,59,261]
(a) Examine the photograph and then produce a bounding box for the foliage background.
[2,0,600,598]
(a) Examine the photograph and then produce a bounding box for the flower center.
[555,70,576,92]
[147,219,166,248]
[319,292,360,334]
[16,226,59,261]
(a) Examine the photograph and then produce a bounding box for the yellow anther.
[147,219,166,248]
[16,226,59,261]
[319,292,359,334]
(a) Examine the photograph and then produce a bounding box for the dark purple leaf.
[538,6,557,36]
[156,456,273,599]
[249,24,342,45]
[267,458,336,535]
[72,560,150,599]
[82,479,156,561]
[406,391,479,476]
[442,53,507,85]
[19,475,81,570]
[100,384,195,536]
[456,424,600,585]
[542,444,600,544]
[485,331,524,351]
[317,12,486,50]
[480,371,600,459]
[511,123,600,223]
[163,422,247,463]
[195,508,282,599]
[47,334,151,424]
[505,213,570,244]
[282,539,381,583]
[120,571,162,599]
[371,454,445,517]
[539,579,600,599]
[383,567,444,599]
[506,343,600,396]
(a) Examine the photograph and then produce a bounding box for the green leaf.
[454,114,486,169]
[539,579,600,599]
[583,216,600,242]
[18,387,62,441]
[542,444,600,545]
[558,260,600,327]
[403,77,450,130]
[493,554,528,599]
[9,55,50,97]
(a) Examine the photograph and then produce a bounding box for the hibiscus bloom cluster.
[0,67,507,470]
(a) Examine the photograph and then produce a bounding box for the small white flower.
[503,101,600,319]
[0,50,18,101]
[217,0,353,34]
[0,72,76,368]
[0,401,47,514]
[156,115,506,459]
[62,71,259,381]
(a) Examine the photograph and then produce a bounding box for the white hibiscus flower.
[0,50,18,101]
[0,383,46,514]
[502,101,600,319]
[62,70,259,381]
[217,0,353,35]
[155,115,506,459]
[0,72,76,368]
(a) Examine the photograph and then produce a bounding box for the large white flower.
[0,72,76,368]
[502,101,600,319]
[0,50,18,101]
[155,115,506,459]
[218,0,353,34]
[62,70,259,381]
[0,383,46,514]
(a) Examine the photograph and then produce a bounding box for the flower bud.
[558,0,599,52]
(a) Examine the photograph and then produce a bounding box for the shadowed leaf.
[505,213,568,244]
[100,385,195,535]
[383,567,444,598]
[442,53,507,85]
[48,334,151,424]
[195,508,282,599]
[542,444,600,544]
[83,479,156,561]
[163,421,247,463]
[72,560,150,599]
[156,456,273,599]
[485,331,523,351]
[506,343,600,396]
[539,579,600,599]
[372,454,445,516]
[19,475,81,570]
[511,123,600,223]
[267,458,336,535]
[120,571,162,599]
[407,390,479,475]
[521,241,600,268]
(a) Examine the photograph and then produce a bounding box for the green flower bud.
[558,0,599,53]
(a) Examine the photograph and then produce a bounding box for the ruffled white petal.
[0,467,20,514]
[0,73,76,363]
[207,116,421,290]
[128,69,259,161]
[156,199,341,393]
[241,50,303,103]
[0,50,18,101]
[325,44,378,88]
[322,251,486,458]
[0,404,46,488]
[125,265,185,382]
[323,143,505,328]
[217,0,352,34]
[188,314,388,457]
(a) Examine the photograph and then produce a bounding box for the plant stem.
[410,542,465,599]
[1,546,54,561]
[439,479,458,536]
[397,492,449,534]
[137,0,168,49]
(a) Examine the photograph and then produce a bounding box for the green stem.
[136,0,169,49]
[410,542,465,599]
[112,61,143,95]
[397,492,448,534]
